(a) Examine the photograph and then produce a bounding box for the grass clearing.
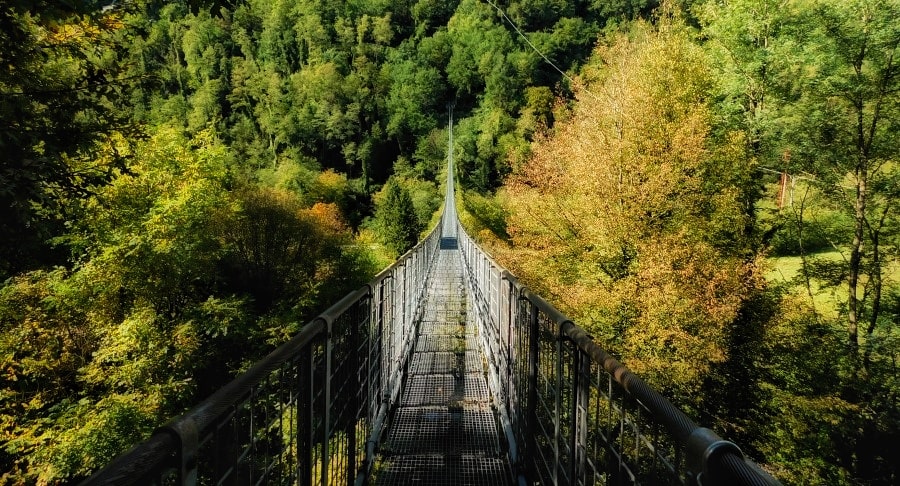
[766,249,900,319]
[766,251,846,318]
[765,250,845,283]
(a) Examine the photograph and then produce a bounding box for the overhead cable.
[483,0,603,102]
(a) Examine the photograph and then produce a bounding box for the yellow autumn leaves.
[496,18,762,405]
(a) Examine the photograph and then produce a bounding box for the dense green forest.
[0,0,897,483]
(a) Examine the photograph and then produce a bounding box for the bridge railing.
[457,220,779,486]
[82,215,445,486]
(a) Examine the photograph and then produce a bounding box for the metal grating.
[400,374,490,406]
[373,455,510,486]
[416,335,467,352]
[463,352,485,373]
[408,352,456,375]
[418,322,471,336]
[466,334,480,350]
[383,406,501,455]
[407,351,484,375]
[423,309,467,320]
[373,238,513,486]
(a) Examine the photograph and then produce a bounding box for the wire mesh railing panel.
[83,216,445,486]
[372,221,514,486]
[83,173,778,486]
[532,312,560,484]
[456,219,779,486]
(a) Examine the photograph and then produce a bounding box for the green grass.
[766,251,845,284]
[766,251,846,317]
[767,249,900,319]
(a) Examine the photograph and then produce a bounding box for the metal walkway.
[83,112,779,486]
[371,200,514,484]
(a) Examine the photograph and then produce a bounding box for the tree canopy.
[462,1,900,482]
[2,0,898,483]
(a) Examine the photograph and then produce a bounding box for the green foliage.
[219,187,332,311]
[460,189,510,241]
[454,108,523,192]
[404,178,443,230]
[462,1,900,482]
[497,18,764,409]
[0,270,167,482]
[727,1,899,479]
[412,0,459,36]
[412,128,449,180]
[374,179,425,256]
[0,4,134,278]
[589,0,658,20]
[5,393,160,483]
[0,122,376,481]
[520,86,554,133]
[385,59,445,149]
[0,268,91,402]
[768,206,852,256]
[7,0,898,483]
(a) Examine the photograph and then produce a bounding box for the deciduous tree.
[503,15,760,405]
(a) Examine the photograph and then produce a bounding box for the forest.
[0,0,897,483]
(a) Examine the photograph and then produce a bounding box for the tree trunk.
[794,185,819,321]
[847,163,866,355]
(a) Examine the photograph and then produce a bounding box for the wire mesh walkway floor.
[371,236,514,486]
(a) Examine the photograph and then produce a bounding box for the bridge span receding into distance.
[82,133,779,486]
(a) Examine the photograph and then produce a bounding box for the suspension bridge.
[83,123,779,485]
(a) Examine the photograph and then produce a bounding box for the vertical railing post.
[526,300,540,482]
[501,275,511,410]
[363,283,378,482]
[400,263,407,346]
[567,345,577,485]
[493,267,500,334]
[569,347,588,485]
[322,320,333,486]
[376,281,386,411]
[405,260,414,360]
[554,326,563,485]
[348,300,361,486]
[406,260,413,353]
[383,277,392,408]
[298,343,313,486]
[396,266,403,393]
[213,409,237,485]
[165,418,198,486]
[392,266,400,381]
[386,276,396,407]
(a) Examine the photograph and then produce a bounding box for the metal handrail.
[82,213,445,486]
[82,182,781,486]
[456,218,780,486]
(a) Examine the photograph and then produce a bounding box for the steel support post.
[298,344,313,486]
[322,320,333,486]
[348,302,360,486]
[526,300,540,482]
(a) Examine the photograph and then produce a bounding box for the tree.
[784,0,900,361]
[219,187,335,311]
[412,0,459,36]
[502,15,760,406]
[0,4,132,278]
[0,127,233,483]
[385,58,445,151]
[698,0,816,260]
[773,4,900,479]
[375,179,423,256]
